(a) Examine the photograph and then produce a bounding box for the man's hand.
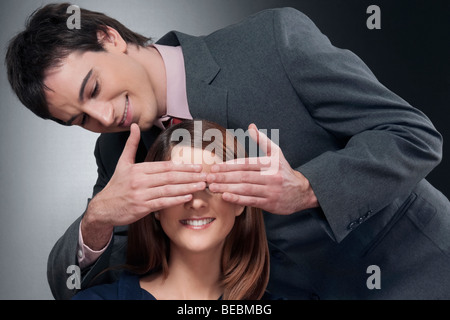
[207,124,318,215]
[81,124,207,250]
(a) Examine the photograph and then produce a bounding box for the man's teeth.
[181,218,215,226]
[120,96,129,126]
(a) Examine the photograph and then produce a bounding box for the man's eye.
[91,82,99,98]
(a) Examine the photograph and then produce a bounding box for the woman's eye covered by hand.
[204,184,221,195]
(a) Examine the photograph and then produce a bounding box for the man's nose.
[87,101,114,127]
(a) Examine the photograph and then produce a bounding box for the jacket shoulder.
[239,7,312,26]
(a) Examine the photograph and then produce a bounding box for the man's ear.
[97,26,127,53]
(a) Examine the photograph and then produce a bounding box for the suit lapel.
[186,78,228,128]
[157,31,229,128]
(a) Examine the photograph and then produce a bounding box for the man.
[6,3,450,300]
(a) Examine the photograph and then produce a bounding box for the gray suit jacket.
[48,8,450,300]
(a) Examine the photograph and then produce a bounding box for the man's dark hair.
[5,2,152,124]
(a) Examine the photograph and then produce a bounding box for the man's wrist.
[78,220,112,269]
[81,198,114,251]
[294,170,319,211]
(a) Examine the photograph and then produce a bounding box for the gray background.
[1,0,448,299]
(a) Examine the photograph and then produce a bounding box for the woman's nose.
[185,191,209,211]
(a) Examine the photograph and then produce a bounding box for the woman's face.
[156,146,244,254]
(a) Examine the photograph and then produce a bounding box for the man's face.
[44,35,160,133]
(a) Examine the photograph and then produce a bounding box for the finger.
[208,182,269,197]
[210,157,273,173]
[135,172,207,189]
[146,194,194,212]
[221,192,267,208]
[146,182,207,200]
[134,160,203,175]
[118,123,141,166]
[207,171,268,185]
[248,123,280,157]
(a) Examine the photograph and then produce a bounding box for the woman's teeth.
[181,218,215,227]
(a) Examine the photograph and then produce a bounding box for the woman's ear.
[154,211,160,221]
[234,205,245,217]
[97,26,127,53]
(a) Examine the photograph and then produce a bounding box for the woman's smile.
[179,217,215,230]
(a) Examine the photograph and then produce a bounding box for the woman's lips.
[180,218,215,230]
[119,95,133,127]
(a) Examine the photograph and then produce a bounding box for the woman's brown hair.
[126,120,270,300]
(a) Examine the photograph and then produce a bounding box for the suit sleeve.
[47,137,119,300]
[272,8,442,242]
[47,213,83,300]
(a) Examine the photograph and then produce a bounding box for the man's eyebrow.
[61,69,93,126]
[79,68,93,103]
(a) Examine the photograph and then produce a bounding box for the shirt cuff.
[77,220,112,269]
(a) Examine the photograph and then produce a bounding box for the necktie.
[165,117,183,128]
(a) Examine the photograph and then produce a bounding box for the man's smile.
[119,95,131,127]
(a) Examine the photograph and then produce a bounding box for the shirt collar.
[151,44,192,129]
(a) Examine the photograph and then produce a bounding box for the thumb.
[248,123,278,157]
[118,123,141,165]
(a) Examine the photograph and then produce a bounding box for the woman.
[73,120,270,300]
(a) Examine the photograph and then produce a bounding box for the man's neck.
[127,44,167,118]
